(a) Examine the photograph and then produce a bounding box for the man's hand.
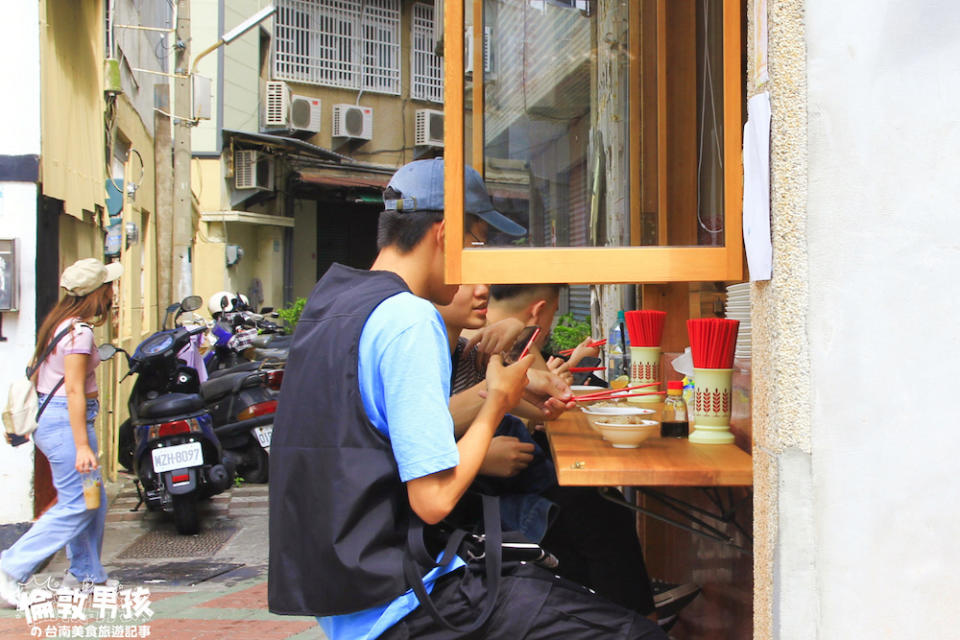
[479,436,535,477]
[546,356,574,385]
[484,353,533,411]
[465,317,526,370]
[546,336,603,384]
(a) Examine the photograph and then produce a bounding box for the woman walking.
[1,258,122,605]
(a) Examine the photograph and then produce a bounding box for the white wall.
[0,4,42,523]
[805,1,960,637]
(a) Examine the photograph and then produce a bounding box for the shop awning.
[200,210,295,228]
[296,168,392,189]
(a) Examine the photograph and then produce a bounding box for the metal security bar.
[411,3,443,102]
[274,0,399,94]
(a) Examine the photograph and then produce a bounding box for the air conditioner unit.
[332,104,373,140]
[464,27,493,75]
[234,150,275,191]
[415,109,444,147]
[290,95,322,134]
[264,80,290,127]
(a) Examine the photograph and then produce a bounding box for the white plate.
[152,442,203,473]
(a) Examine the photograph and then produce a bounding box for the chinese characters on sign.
[15,579,153,639]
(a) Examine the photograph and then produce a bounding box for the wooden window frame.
[443,0,743,285]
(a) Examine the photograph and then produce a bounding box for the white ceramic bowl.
[581,405,656,432]
[594,420,660,448]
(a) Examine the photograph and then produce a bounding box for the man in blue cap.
[268,158,665,639]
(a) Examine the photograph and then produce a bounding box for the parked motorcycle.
[202,362,282,483]
[205,293,288,373]
[109,296,234,535]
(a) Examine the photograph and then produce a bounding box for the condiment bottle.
[607,311,627,380]
[661,380,689,438]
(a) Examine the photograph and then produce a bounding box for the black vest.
[268,264,433,616]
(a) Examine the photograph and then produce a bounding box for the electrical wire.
[696,0,724,236]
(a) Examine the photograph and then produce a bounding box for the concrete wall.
[755,0,960,637]
[806,1,960,636]
[292,199,318,300]
[0,3,42,523]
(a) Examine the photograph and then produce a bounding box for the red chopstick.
[576,381,661,398]
[557,339,607,356]
[568,366,606,372]
[574,390,664,402]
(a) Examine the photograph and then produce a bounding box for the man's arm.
[408,354,531,524]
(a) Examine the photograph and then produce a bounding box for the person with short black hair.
[268,158,665,640]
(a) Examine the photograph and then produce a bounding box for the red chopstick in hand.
[568,366,606,373]
[557,338,607,356]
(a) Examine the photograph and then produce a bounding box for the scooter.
[201,362,282,482]
[108,296,234,535]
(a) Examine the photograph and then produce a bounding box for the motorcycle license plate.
[152,442,203,473]
[253,425,273,449]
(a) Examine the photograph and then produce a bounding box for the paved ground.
[1,477,326,640]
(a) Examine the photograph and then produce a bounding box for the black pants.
[379,561,666,640]
[539,486,656,616]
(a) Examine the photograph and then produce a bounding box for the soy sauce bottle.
[661,380,689,438]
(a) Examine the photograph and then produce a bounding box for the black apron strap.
[403,493,503,634]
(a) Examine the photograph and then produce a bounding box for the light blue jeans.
[0,397,108,584]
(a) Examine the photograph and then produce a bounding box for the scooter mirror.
[181,295,203,312]
[97,343,119,361]
[260,307,274,314]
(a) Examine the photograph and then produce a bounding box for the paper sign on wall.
[742,92,772,282]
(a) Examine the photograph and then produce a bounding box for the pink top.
[35,318,101,396]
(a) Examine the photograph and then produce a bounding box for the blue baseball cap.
[383,158,527,237]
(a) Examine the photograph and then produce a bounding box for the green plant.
[276,297,307,335]
[233,475,246,488]
[550,312,592,352]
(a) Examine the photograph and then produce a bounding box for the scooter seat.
[201,370,263,403]
[139,393,206,419]
[208,361,260,379]
[250,334,293,349]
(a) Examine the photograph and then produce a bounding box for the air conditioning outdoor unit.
[415,109,444,147]
[234,150,275,191]
[290,95,322,134]
[332,104,373,141]
[264,80,290,127]
[464,27,493,75]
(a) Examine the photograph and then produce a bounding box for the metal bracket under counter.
[601,486,753,554]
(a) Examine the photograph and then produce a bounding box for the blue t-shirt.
[318,292,466,640]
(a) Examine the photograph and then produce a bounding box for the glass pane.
[465,0,725,249]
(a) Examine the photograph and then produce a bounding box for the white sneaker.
[60,572,119,592]
[0,568,21,608]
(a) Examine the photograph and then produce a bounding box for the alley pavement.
[1,476,326,640]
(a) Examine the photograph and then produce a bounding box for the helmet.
[208,291,249,315]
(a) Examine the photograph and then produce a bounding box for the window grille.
[411,3,443,103]
[274,0,400,95]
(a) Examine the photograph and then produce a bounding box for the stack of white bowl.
[725,282,751,360]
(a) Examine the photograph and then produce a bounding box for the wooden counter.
[544,405,752,487]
